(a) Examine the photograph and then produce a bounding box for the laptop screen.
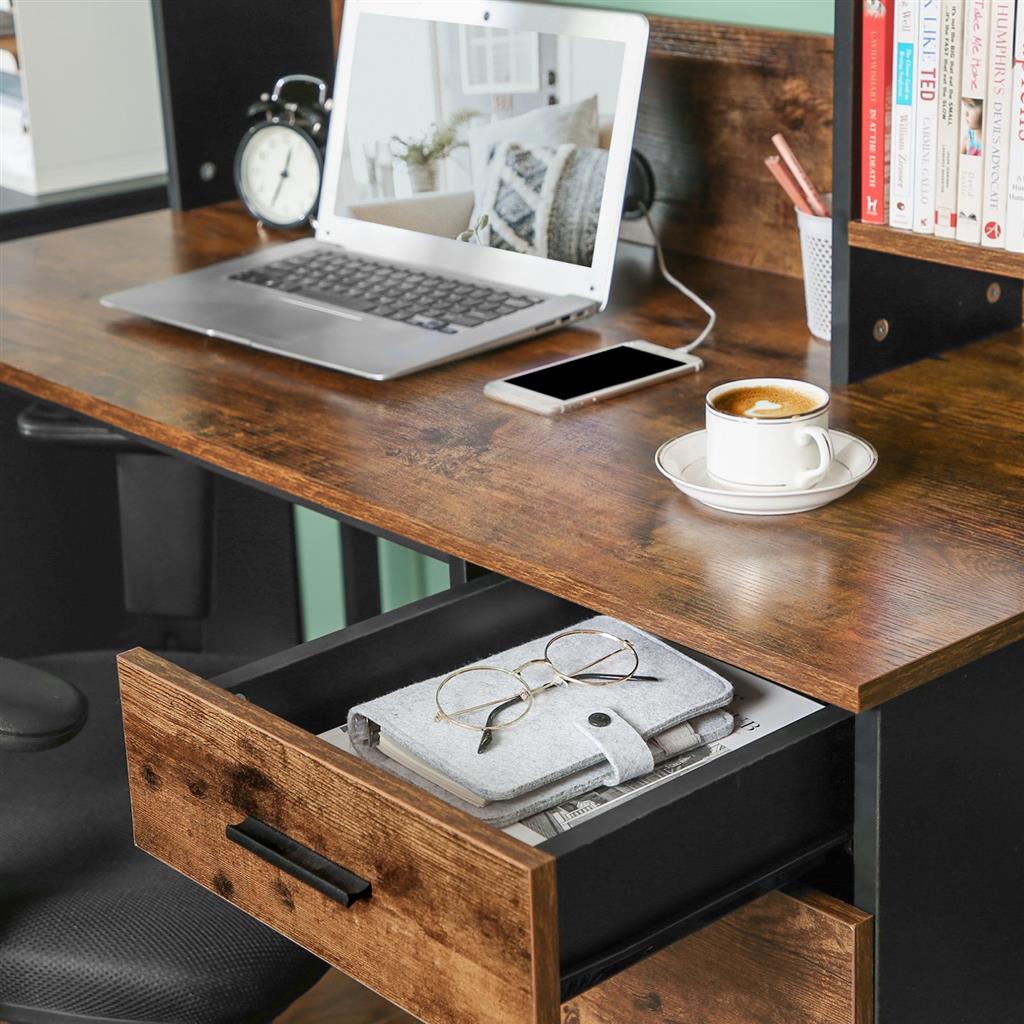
[334,12,626,269]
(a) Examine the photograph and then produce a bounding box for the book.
[936,1,966,236]
[1005,0,1024,251]
[861,0,894,223]
[981,0,1016,246]
[956,0,992,242]
[913,0,943,232]
[890,0,920,228]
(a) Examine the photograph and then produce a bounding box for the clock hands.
[271,147,293,204]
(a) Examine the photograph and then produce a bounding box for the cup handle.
[794,426,833,488]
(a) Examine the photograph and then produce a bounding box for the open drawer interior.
[118,575,853,1024]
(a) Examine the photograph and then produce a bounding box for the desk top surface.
[2,203,1022,711]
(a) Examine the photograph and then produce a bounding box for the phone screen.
[505,346,683,401]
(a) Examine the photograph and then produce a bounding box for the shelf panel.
[848,222,1024,280]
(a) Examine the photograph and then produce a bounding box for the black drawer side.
[552,707,854,999]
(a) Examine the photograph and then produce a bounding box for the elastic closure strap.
[576,707,654,786]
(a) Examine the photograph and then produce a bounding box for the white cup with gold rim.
[704,378,834,489]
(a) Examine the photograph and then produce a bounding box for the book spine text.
[914,0,942,232]
[956,0,991,242]
[1005,0,1024,251]
[861,0,894,223]
[981,0,1015,246]
[890,0,920,228]
[936,0,965,235]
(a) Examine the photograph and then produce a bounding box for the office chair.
[0,650,329,1023]
[1,407,328,1021]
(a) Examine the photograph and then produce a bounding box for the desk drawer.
[119,576,852,1024]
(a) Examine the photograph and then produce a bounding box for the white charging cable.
[640,206,716,354]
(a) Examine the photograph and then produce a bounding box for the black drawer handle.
[226,816,372,908]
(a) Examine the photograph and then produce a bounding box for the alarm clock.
[234,75,331,230]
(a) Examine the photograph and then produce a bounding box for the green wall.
[557,0,834,35]
[295,0,834,639]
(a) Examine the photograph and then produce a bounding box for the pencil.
[765,156,813,215]
[770,133,828,217]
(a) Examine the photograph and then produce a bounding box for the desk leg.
[339,524,382,625]
[447,558,491,587]
[854,640,1024,1024]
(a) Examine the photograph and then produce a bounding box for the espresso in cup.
[711,384,824,420]
[705,378,834,489]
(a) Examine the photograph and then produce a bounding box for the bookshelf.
[830,1,1023,385]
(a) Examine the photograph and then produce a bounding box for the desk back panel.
[636,18,833,279]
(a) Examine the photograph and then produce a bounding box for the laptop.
[102,0,649,380]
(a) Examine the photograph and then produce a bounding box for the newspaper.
[318,670,822,849]
[502,671,822,846]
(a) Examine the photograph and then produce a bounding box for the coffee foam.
[712,385,822,419]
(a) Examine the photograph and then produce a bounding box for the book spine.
[890,0,920,228]
[1005,0,1024,251]
[913,0,943,232]
[936,0,966,236]
[956,0,991,242]
[861,0,894,223]
[981,0,1015,246]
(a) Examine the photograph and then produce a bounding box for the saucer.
[655,429,877,515]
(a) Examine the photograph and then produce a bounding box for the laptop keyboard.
[230,249,542,333]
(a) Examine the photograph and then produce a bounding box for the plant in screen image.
[457,213,488,244]
[392,108,480,193]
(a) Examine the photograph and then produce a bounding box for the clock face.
[236,124,322,228]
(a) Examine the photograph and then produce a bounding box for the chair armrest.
[0,658,88,752]
[340,190,475,239]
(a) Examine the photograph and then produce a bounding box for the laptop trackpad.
[211,294,363,341]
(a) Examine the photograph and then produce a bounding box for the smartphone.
[484,341,703,415]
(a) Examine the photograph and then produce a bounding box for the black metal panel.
[340,523,382,625]
[855,640,1024,1024]
[217,576,584,729]
[152,0,335,211]
[830,0,858,386]
[842,248,1021,382]
[554,706,852,994]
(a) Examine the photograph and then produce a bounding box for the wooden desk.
[2,206,1022,1024]
[2,204,1022,711]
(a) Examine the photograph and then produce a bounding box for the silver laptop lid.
[317,0,648,308]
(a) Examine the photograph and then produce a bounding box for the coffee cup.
[705,378,833,489]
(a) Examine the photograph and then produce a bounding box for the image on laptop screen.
[336,13,626,269]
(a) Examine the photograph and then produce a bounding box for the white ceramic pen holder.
[795,194,832,342]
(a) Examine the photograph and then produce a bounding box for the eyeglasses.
[434,628,657,753]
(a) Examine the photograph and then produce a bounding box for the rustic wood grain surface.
[640,19,833,277]
[3,203,1022,710]
[563,888,872,1024]
[849,221,1024,280]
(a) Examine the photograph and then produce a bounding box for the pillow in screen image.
[466,94,598,201]
[470,140,607,266]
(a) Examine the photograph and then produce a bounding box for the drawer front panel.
[118,649,560,1024]
[564,888,873,1024]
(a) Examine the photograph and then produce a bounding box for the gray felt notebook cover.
[348,616,735,826]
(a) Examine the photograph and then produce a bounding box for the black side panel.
[841,249,1021,383]
[856,639,1024,1024]
[554,708,853,995]
[152,0,335,211]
